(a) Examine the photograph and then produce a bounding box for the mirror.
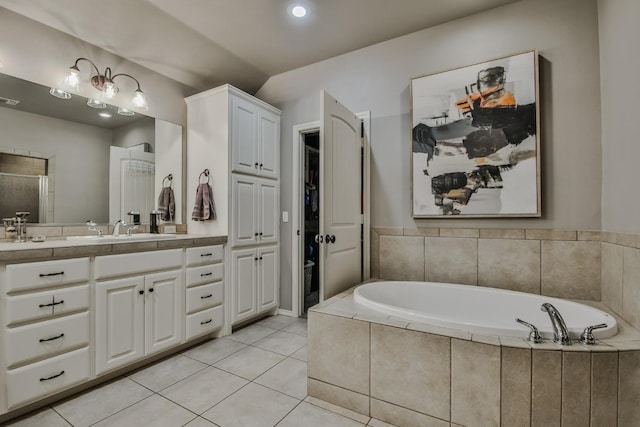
[0,72,182,225]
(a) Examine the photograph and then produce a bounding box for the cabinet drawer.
[186,264,223,288]
[6,347,90,409]
[185,305,223,340]
[5,312,89,368]
[186,282,223,314]
[95,249,182,280]
[5,285,89,326]
[186,245,223,266]
[5,258,89,293]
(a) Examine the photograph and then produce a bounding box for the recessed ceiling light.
[98,112,112,118]
[291,5,307,18]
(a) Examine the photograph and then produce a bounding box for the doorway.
[291,107,371,318]
[302,131,320,313]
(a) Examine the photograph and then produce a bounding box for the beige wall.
[598,0,640,233]
[256,0,603,310]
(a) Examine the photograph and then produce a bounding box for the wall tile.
[614,232,637,248]
[541,240,600,300]
[479,228,526,239]
[439,228,479,238]
[404,228,439,237]
[531,350,561,427]
[478,239,540,294]
[451,339,500,427]
[307,312,369,395]
[601,243,624,315]
[501,347,531,427]
[370,227,379,260]
[371,324,450,420]
[619,351,640,425]
[577,230,601,241]
[526,229,577,241]
[373,227,403,236]
[425,237,477,285]
[591,352,618,426]
[379,235,425,281]
[561,352,590,427]
[307,378,370,416]
[370,398,449,427]
[622,247,640,330]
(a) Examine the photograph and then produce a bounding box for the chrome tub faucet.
[541,303,571,345]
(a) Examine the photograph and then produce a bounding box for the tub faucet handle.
[579,323,607,345]
[516,318,542,343]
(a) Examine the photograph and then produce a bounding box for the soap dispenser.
[150,210,162,234]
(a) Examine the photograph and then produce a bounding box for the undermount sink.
[66,233,177,243]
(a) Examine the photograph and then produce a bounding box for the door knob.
[326,234,336,244]
[314,234,323,244]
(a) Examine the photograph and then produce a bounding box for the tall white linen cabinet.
[186,84,281,330]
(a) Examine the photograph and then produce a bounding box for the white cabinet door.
[231,248,258,324]
[231,175,258,247]
[144,270,183,356]
[258,179,279,246]
[95,277,144,375]
[231,96,259,175]
[258,246,279,313]
[258,110,279,179]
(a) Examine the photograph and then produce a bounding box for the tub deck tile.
[471,333,500,346]
[406,322,471,341]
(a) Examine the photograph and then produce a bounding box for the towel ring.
[199,169,211,184]
[162,174,173,188]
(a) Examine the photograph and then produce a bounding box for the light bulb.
[132,89,148,110]
[117,107,135,116]
[291,5,307,17]
[49,87,72,99]
[103,80,117,99]
[63,66,81,92]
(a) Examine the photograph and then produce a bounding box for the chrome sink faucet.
[86,220,104,237]
[541,303,571,345]
[112,220,128,237]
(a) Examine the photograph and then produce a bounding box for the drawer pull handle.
[39,300,64,308]
[200,319,213,325]
[200,272,213,277]
[40,371,65,382]
[200,253,213,257]
[201,294,213,299]
[39,333,65,343]
[39,271,65,277]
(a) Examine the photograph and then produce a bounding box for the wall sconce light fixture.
[50,57,148,111]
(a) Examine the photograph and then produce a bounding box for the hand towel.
[157,187,175,222]
[192,182,216,221]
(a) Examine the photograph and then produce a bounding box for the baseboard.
[277,308,295,317]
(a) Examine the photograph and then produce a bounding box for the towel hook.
[162,173,173,188]
[199,169,211,184]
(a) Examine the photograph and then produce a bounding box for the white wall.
[256,0,603,310]
[598,0,640,233]
[0,107,111,223]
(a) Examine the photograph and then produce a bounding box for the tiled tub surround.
[308,287,640,427]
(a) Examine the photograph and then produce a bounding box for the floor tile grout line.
[273,398,306,427]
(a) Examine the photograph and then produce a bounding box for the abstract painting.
[411,50,540,217]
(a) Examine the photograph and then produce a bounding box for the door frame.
[291,111,371,317]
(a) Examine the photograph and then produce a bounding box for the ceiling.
[0,0,521,94]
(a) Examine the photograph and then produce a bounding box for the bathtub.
[354,280,618,340]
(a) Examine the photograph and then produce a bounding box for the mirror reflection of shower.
[0,153,48,223]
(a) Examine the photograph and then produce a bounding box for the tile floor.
[4,315,397,427]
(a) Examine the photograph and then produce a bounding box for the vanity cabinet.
[231,95,280,179]
[1,258,91,410]
[184,245,224,340]
[94,250,183,375]
[186,84,281,327]
[231,245,279,324]
[231,175,279,248]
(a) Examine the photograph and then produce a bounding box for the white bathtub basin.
[354,281,618,340]
[66,233,176,243]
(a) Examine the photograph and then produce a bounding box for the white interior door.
[320,91,362,300]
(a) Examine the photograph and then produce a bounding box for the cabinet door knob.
[149,288,154,293]
[259,163,263,168]
[254,162,259,168]
[139,290,144,295]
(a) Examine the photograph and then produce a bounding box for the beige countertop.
[0,234,227,262]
